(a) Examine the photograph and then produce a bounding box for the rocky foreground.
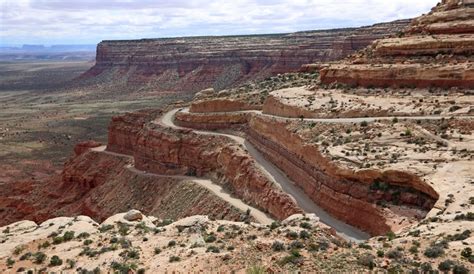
[1,210,472,273]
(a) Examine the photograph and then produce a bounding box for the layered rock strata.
[320,0,474,88]
[247,116,437,235]
[0,143,251,227]
[82,20,409,92]
[107,111,302,221]
[173,109,438,235]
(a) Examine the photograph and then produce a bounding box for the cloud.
[0,0,440,45]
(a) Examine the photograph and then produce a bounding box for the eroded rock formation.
[173,108,438,235]
[320,0,474,88]
[81,20,409,92]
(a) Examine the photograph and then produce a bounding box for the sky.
[0,0,440,46]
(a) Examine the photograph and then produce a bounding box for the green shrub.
[376,250,384,257]
[52,236,63,245]
[408,230,421,237]
[122,249,140,259]
[246,265,267,274]
[447,230,471,241]
[358,243,372,250]
[38,241,50,249]
[424,245,445,258]
[300,222,311,229]
[6,257,15,267]
[66,259,76,269]
[269,222,280,230]
[386,249,403,259]
[420,262,433,272]
[154,247,162,254]
[438,260,455,271]
[111,261,138,273]
[169,256,181,263]
[289,241,304,250]
[13,245,26,255]
[461,247,472,258]
[204,234,217,243]
[33,252,47,264]
[286,231,298,240]
[63,231,75,241]
[77,232,90,239]
[19,252,32,261]
[357,253,376,270]
[98,224,114,232]
[156,219,173,227]
[386,231,396,241]
[118,223,130,236]
[272,241,285,252]
[299,230,310,239]
[279,249,303,266]
[49,255,63,266]
[452,263,469,274]
[409,246,418,254]
[206,245,220,253]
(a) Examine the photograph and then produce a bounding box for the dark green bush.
[49,255,63,266]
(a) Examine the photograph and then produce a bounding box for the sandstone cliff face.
[0,146,252,227]
[102,109,302,221]
[81,20,409,92]
[107,109,162,155]
[189,99,261,113]
[60,148,251,223]
[174,110,438,235]
[320,1,474,89]
[130,124,302,220]
[175,111,251,130]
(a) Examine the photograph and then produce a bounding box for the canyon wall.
[173,110,438,235]
[107,110,302,220]
[132,125,302,220]
[247,116,437,235]
[0,142,250,226]
[320,1,474,89]
[81,20,410,92]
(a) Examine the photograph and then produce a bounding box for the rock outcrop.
[174,110,438,235]
[115,119,303,220]
[81,20,409,92]
[0,141,252,226]
[320,0,474,89]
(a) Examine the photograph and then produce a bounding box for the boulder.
[124,210,143,222]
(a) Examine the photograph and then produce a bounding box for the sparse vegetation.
[49,255,63,266]
[272,241,285,252]
[169,256,181,263]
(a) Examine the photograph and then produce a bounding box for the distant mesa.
[79,20,410,93]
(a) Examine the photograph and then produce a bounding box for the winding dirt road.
[91,145,274,225]
[159,108,474,241]
[160,109,371,241]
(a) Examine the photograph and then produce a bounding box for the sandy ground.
[269,87,474,118]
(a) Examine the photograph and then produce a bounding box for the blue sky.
[0,0,439,45]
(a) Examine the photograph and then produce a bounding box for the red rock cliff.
[81,20,409,92]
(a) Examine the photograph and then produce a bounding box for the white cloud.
[0,0,439,45]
